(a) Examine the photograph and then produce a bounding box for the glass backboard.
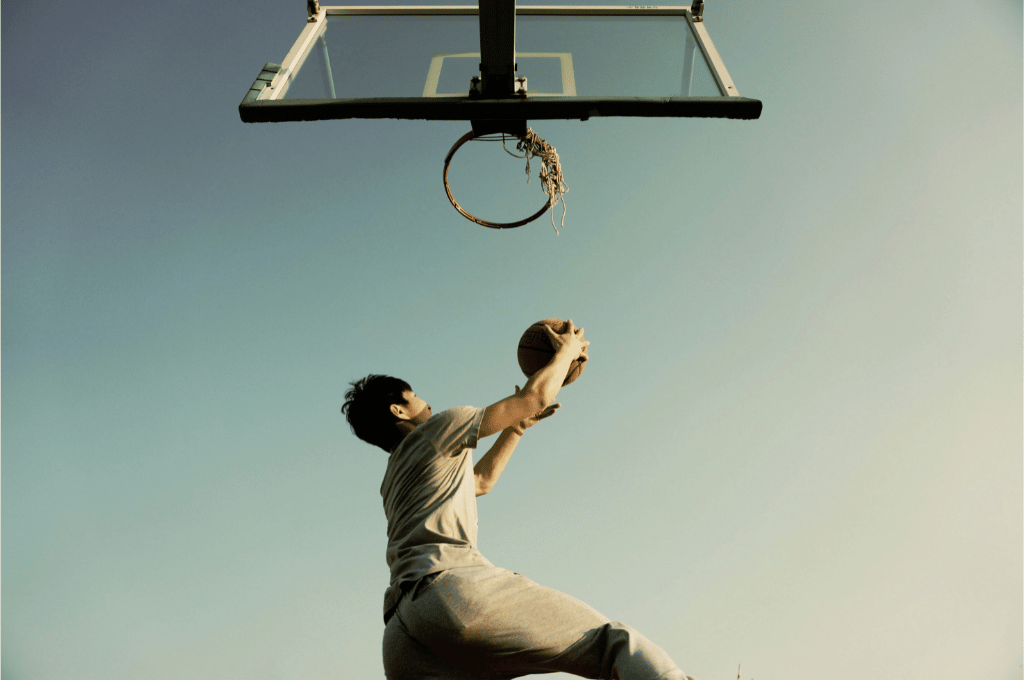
[239,5,761,123]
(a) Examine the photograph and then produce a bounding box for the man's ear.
[390,402,406,420]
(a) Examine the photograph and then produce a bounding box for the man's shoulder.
[426,405,481,427]
[414,406,484,454]
[382,406,484,494]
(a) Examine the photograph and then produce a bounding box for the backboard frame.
[239,4,762,123]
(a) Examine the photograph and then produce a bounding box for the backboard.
[239,3,762,125]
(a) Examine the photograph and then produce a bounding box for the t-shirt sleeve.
[427,406,484,457]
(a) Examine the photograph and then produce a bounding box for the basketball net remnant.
[443,128,568,233]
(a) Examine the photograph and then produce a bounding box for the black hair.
[341,374,412,453]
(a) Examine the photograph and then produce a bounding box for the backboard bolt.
[307,0,321,21]
[691,0,704,21]
[515,77,528,96]
[470,76,483,97]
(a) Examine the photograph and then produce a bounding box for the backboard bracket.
[471,119,527,138]
[242,63,282,105]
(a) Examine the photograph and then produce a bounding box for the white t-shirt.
[380,406,494,619]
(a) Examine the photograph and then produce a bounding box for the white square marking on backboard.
[424,52,576,97]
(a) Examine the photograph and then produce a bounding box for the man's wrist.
[554,343,579,359]
[510,426,526,436]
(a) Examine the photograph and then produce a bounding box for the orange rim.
[442,130,552,229]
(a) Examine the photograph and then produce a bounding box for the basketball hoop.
[442,129,568,232]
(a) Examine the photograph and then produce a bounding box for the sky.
[2,1,1021,679]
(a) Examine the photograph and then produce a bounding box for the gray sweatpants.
[382,565,693,680]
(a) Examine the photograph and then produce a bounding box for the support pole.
[478,0,517,98]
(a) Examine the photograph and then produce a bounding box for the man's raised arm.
[478,320,588,438]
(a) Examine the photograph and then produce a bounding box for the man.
[342,321,694,680]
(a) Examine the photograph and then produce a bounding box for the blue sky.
[2,1,1021,679]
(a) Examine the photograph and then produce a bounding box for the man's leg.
[394,565,694,680]
[383,599,466,680]
[545,620,695,680]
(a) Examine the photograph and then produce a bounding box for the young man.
[342,321,694,680]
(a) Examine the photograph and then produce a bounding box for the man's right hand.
[479,319,589,439]
[544,319,589,361]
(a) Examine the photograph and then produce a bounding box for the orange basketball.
[517,318,587,386]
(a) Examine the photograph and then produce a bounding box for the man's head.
[341,374,432,453]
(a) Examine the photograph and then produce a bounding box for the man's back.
[380,406,492,620]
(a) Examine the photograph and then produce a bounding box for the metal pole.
[477,0,517,97]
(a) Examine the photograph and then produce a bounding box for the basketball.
[517,318,587,386]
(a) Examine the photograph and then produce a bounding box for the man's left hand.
[511,385,560,434]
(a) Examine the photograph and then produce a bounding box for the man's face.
[396,390,432,426]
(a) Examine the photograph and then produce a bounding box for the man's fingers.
[527,403,560,423]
